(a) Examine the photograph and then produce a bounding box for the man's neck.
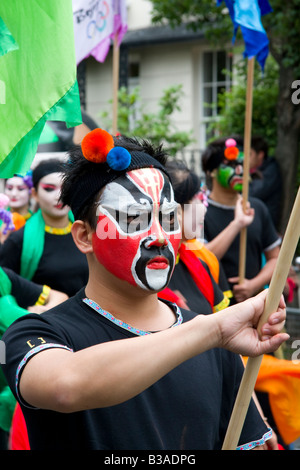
[209,181,239,206]
[85,261,177,332]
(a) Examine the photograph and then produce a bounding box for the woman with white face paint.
[0,159,88,297]
[0,173,34,243]
[159,160,232,314]
[1,130,288,451]
[4,174,33,219]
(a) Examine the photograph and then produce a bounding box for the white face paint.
[182,194,207,240]
[5,176,31,210]
[92,168,181,291]
[36,173,69,219]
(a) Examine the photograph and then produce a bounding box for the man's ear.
[258,150,265,165]
[71,220,94,254]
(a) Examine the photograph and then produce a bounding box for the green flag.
[0,17,18,58]
[0,0,82,177]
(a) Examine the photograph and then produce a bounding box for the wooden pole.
[112,32,120,136]
[222,186,300,450]
[238,57,255,283]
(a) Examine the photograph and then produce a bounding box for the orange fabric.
[11,212,26,231]
[183,239,220,284]
[245,355,300,445]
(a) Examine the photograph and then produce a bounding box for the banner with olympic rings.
[73,0,127,64]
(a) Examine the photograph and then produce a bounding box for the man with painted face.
[202,137,281,303]
[0,130,288,450]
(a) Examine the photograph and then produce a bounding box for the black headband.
[67,151,170,220]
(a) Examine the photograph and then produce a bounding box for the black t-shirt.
[2,267,43,309]
[1,289,270,450]
[0,227,88,297]
[167,259,225,314]
[204,196,281,282]
[249,158,282,229]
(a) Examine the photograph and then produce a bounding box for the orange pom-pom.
[81,128,114,163]
[11,212,26,231]
[224,146,239,160]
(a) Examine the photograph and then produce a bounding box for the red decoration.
[81,128,114,163]
[224,146,239,160]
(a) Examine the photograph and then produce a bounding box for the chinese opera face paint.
[216,158,244,192]
[92,168,181,291]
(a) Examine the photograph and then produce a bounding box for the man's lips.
[146,256,169,270]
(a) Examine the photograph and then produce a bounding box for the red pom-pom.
[81,128,114,163]
[224,146,239,160]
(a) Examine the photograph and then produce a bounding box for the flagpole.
[112,31,120,136]
[238,56,255,283]
[222,186,300,450]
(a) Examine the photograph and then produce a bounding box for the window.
[200,50,232,147]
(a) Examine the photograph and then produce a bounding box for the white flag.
[73,0,127,65]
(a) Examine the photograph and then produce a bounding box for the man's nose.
[235,164,243,175]
[147,210,168,247]
[147,236,168,248]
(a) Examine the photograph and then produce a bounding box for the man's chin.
[136,266,171,292]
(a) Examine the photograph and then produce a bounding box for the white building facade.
[83,0,234,173]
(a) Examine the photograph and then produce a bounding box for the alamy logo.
[291,80,300,105]
[0,80,5,104]
[291,339,300,364]
[0,341,5,364]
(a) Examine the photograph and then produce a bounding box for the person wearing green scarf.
[0,173,33,243]
[3,172,33,221]
[0,159,88,296]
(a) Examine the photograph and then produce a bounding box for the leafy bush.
[99,84,194,155]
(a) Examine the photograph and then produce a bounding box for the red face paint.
[92,168,181,291]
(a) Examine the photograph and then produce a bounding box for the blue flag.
[217,0,272,70]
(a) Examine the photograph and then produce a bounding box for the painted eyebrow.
[40,183,58,189]
[6,184,27,189]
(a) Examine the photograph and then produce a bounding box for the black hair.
[165,160,200,205]
[251,135,269,159]
[32,158,64,190]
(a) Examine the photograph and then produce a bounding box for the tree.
[149,0,300,234]
[99,84,194,155]
[215,57,279,154]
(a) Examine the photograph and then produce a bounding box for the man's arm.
[18,291,288,413]
[206,197,255,260]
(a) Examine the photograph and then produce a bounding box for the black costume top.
[1,289,270,450]
[0,227,88,297]
[204,196,281,283]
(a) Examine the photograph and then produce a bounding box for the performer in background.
[0,159,88,297]
[202,137,281,303]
